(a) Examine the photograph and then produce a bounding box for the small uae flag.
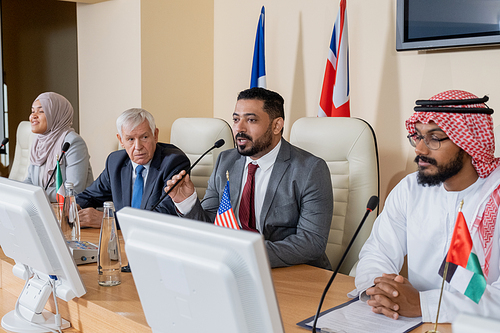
[439,210,487,303]
[55,158,65,205]
[214,172,240,230]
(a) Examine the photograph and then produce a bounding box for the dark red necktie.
[239,163,259,231]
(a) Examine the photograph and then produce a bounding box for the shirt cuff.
[174,191,197,215]
[419,290,436,322]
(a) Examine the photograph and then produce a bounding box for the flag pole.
[426,199,464,333]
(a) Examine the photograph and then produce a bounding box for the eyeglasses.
[407,133,450,150]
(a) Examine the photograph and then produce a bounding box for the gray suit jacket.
[24,131,94,202]
[185,139,333,269]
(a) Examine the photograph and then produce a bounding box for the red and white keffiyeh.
[406,89,500,280]
[406,90,499,178]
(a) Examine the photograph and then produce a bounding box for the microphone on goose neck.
[44,142,71,191]
[0,138,8,147]
[0,138,8,154]
[149,139,225,212]
[311,195,379,333]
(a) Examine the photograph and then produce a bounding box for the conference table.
[0,229,451,333]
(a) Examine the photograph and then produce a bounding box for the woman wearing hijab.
[24,92,93,202]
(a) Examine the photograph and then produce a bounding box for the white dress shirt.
[237,140,281,231]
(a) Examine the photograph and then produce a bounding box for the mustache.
[235,132,253,142]
[414,155,437,166]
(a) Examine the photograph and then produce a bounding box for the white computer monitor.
[453,313,500,333]
[0,177,86,332]
[117,207,284,333]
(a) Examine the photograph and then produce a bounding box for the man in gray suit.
[77,108,190,228]
[166,88,333,269]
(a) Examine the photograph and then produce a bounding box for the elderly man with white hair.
[77,108,190,228]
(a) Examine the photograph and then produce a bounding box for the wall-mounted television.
[396,0,500,51]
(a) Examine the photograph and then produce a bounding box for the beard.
[415,149,466,187]
[235,123,273,157]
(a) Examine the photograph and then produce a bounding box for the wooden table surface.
[0,229,452,333]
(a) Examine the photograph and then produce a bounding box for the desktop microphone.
[44,142,71,191]
[311,195,379,333]
[149,138,225,212]
[0,138,8,148]
[0,138,8,154]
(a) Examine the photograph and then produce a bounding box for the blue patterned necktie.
[131,165,145,208]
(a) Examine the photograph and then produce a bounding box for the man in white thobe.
[353,90,500,323]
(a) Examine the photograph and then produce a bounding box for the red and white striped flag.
[214,180,240,230]
[318,0,350,117]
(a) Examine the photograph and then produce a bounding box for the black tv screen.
[397,0,500,51]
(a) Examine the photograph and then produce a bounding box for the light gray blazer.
[185,139,333,269]
[24,131,94,202]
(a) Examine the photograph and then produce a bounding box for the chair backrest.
[495,125,500,157]
[170,118,235,199]
[290,117,379,274]
[9,121,36,181]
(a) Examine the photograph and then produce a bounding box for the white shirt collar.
[131,160,152,174]
[245,139,281,171]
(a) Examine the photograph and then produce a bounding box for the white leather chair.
[170,118,235,199]
[9,121,36,181]
[290,117,379,275]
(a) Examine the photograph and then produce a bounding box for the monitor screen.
[0,177,86,331]
[117,207,284,333]
[453,313,500,333]
[396,0,500,51]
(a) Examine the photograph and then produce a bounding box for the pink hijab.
[29,92,74,186]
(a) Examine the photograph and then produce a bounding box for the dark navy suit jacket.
[76,142,190,215]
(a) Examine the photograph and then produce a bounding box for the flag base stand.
[426,249,450,333]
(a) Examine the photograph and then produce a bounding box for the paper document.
[297,297,422,333]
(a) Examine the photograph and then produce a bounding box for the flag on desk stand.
[250,6,266,88]
[318,0,350,117]
[438,207,486,304]
[55,157,65,205]
[214,172,240,230]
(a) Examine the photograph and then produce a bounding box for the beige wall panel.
[141,1,214,144]
[214,0,500,208]
[77,0,142,176]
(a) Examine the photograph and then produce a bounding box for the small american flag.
[214,180,240,230]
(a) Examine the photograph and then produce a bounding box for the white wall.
[214,0,500,206]
[77,0,142,175]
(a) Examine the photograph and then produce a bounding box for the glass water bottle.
[62,182,80,241]
[97,201,122,286]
